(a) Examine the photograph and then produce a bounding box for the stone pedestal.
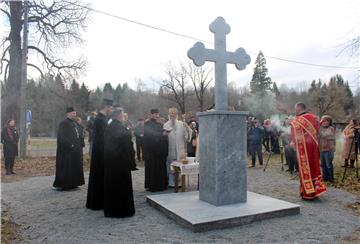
[197,111,248,206]
[147,191,300,232]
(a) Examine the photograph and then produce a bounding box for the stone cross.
[188,16,251,111]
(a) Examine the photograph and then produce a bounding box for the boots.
[5,158,11,175]
[342,159,356,168]
[5,165,11,175]
[10,159,16,174]
[341,159,349,168]
[349,160,355,168]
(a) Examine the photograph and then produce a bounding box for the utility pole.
[19,0,29,158]
[358,69,360,116]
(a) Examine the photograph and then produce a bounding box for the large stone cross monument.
[188,17,251,206]
[147,17,300,232]
[188,16,251,111]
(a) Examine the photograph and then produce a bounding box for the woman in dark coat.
[1,119,19,175]
[103,108,135,218]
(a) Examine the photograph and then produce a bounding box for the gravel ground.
[2,166,359,244]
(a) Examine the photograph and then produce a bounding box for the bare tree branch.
[0,7,11,20]
[0,45,10,73]
[160,68,185,112]
[27,63,44,77]
[187,62,213,111]
[28,0,89,55]
[4,62,9,83]
[3,0,89,128]
[28,45,85,77]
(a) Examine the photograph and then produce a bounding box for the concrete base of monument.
[147,191,300,232]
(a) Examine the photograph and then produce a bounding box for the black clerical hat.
[66,107,75,113]
[102,99,113,107]
[150,108,159,114]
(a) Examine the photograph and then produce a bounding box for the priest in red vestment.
[290,102,326,200]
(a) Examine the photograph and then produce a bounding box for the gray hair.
[111,107,124,120]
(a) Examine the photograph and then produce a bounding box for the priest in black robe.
[86,99,113,210]
[104,108,135,218]
[53,107,84,190]
[144,109,168,192]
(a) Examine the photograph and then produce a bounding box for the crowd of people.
[50,99,198,218]
[2,100,359,215]
[247,102,359,200]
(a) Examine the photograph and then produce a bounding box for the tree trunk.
[4,2,23,124]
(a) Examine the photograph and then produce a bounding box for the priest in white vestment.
[163,108,192,187]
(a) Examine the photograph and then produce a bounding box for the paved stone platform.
[2,168,359,243]
[147,191,300,232]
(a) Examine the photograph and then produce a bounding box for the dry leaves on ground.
[1,208,20,244]
[1,155,90,183]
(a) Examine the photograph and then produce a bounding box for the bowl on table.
[186,157,195,163]
[180,159,189,164]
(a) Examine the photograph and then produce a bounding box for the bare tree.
[1,0,89,124]
[159,62,190,114]
[186,62,213,111]
[309,79,350,120]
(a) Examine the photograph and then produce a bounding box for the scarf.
[7,126,15,142]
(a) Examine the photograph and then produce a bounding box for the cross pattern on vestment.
[187,17,251,111]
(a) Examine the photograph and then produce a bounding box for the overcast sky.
[2,0,360,91]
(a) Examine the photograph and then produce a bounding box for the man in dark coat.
[144,109,169,192]
[281,118,298,173]
[53,107,85,190]
[86,99,113,210]
[75,117,85,168]
[86,111,97,155]
[124,113,138,171]
[104,108,135,218]
[187,121,198,157]
[134,118,145,161]
[248,120,265,167]
[270,124,281,154]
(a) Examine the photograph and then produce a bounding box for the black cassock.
[144,118,168,192]
[86,113,107,210]
[53,118,84,189]
[104,119,135,218]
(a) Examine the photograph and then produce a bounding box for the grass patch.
[28,138,57,148]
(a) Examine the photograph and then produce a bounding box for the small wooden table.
[171,161,199,193]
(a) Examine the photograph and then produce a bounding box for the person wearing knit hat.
[318,115,336,182]
[320,115,333,125]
